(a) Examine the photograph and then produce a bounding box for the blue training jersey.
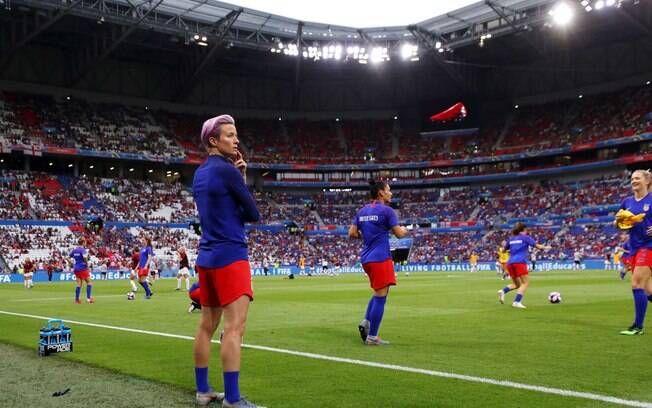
[353,202,398,264]
[69,246,88,272]
[506,234,536,265]
[138,246,154,269]
[620,194,652,252]
[193,155,261,269]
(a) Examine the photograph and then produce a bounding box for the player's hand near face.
[233,149,247,176]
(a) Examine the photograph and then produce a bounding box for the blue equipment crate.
[39,319,73,356]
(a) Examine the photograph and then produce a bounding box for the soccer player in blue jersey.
[136,237,154,299]
[192,114,263,407]
[69,237,94,304]
[497,223,551,309]
[618,170,652,335]
[349,180,407,345]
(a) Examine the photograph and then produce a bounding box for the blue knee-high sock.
[224,371,240,403]
[633,288,648,328]
[195,367,209,393]
[86,284,93,299]
[75,286,81,301]
[140,281,151,296]
[368,296,387,337]
[364,296,374,321]
[514,293,523,303]
[502,286,511,294]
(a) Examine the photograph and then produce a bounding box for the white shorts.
[24,272,33,278]
[178,267,189,277]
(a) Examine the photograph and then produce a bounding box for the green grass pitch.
[0,270,650,407]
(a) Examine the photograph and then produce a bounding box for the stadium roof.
[9,0,557,50]
[133,0,554,43]
[197,0,481,29]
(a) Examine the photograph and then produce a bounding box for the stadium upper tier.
[1,84,651,167]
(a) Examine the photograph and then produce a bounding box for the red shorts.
[137,267,149,278]
[507,263,528,279]
[196,260,253,308]
[362,259,396,290]
[74,269,90,280]
[634,249,652,268]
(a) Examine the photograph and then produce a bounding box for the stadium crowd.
[1,84,651,164]
[0,168,630,273]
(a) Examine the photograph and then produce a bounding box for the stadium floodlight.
[129,168,135,172]
[400,43,418,60]
[49,162,53,166]
[646,80,650,85]
[401,43,412,60]
[580,0,589,5]
[109,166,115,170]
[585,5,592,11]
[370,46,389,63]
[606,0,615,5]
[514,104,519,109]
[394,116,398,120]
[549,2,574,26]
[335,118,340,122]
[89,165,94,169]
[148,169,153,173]
[194,34,200,40]
[595,0,604,9]
[68,163,73,168]
[435,41,442,49]
[578,94,583,98]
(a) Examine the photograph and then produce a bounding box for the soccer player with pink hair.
[192,114,263,407]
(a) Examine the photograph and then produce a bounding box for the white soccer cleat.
[512,302,527,309]
[364,336,390,346]
[498,290,505,304]
[196,389,225,406]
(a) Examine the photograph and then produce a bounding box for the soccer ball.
[548,291,562,304]
[127,291,136,300]
[405,272,410,277]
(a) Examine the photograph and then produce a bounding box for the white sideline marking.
[12,295,125,302]
[0,309,649,407]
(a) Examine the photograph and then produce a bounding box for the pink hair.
[200,114,235,148]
